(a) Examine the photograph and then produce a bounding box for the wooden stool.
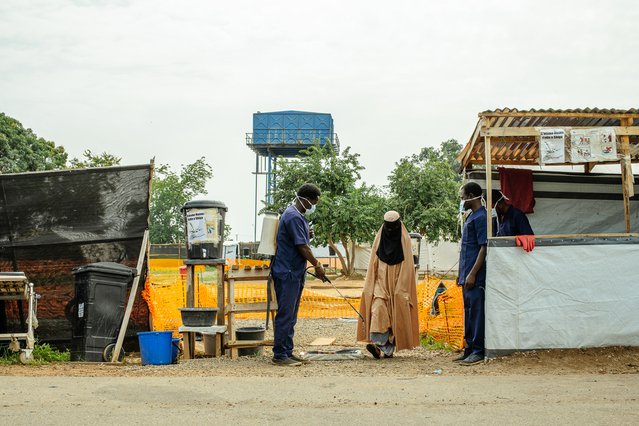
[224,266,277,359]
[178,325,227,359]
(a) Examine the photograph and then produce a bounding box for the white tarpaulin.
[486,242,639,354]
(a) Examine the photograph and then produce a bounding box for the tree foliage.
[150,157,214,244]
[388,140,463,242]
[68,149,122,168]
[0,112,68,173]
[268,144,388,276]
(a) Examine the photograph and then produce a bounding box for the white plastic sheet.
[486,243,639,353]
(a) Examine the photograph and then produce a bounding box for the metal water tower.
[246,110,340,241]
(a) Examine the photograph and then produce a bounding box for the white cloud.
[1,0,638,240]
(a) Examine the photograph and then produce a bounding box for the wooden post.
[227,277,238,359]
[484,117,493,238]
[217,263,226,355]
[620,118,634,233]
[111,229,149,362]
[186,265,195,308]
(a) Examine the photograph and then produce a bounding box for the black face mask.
[376,220,404,265]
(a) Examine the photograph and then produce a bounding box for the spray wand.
[306,266,364,322]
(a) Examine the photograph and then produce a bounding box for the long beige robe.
[356,224,420,351]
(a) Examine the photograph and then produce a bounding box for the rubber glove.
[515,235,535,252]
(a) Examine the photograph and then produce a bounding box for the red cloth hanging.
[498,168,535,213]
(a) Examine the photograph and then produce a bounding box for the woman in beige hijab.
[357,211,420,358]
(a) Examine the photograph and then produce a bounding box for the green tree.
[268,144,388,277]
[0,112,68,173]
[68,149,121,168]
[150,157,213,244]
[439,139,464,172]
[388,140,462,242]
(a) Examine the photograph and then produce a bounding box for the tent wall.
[350,240,460,276]
[468,170,639,235]
[419,240,459,275]
[485,237,639,356]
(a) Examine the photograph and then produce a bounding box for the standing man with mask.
[271,183,326,366]
[455,182,487,365]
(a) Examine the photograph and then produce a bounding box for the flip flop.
[366,343,381,359]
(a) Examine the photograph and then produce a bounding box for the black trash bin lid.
[72,262,136,278]
[181,200,228,212]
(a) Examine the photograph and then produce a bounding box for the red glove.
[515,235,535,252]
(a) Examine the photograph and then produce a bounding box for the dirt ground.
[1,318,639,378]
[2,318,639,424]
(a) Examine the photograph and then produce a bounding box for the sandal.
[366,343,381,359]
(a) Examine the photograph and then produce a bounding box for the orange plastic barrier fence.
[143,259,463,348]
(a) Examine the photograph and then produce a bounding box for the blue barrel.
[138,331,173,365]
[171,338,180,364]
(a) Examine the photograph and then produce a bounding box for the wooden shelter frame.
[457,108,639,238]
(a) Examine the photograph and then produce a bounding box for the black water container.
[70,262,135,361]
[236,326,266,356]
[181,200,228,260]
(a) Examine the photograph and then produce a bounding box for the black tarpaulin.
[0,164,152,342]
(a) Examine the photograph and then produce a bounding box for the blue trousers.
[462,284,485,356]
[272,274,304,359]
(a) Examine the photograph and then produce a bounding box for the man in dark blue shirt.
[271,183,325,366]
[491,189,534,237]
[455,182,487,366]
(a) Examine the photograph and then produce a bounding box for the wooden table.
[178,325,227,359]
[181,259,226,359]
[224,266,277,359]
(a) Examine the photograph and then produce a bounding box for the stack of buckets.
[138,331,181,365]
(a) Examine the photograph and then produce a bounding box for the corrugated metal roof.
[481,107,639,115]
[458,108,639,170]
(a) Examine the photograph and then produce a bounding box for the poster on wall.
[570,128,618,163]
[539,128,566,164]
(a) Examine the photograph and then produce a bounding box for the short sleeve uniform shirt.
[271,205,310,281]
[458,207,488,286]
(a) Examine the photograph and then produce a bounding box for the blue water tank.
[250,111,336,156]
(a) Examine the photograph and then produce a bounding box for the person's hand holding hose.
[314,262,326,281]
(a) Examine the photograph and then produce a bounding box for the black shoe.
[366,343,381,359]
[290,354,310,364]
[383,353,393,359]
[453,353,469,363]
[271,357,302,367]
[460,353,483,365]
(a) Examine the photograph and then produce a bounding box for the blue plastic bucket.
[138,331,173,365]
[171,338,180,364]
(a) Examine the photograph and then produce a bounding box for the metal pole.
[254,153,258,243]
[266,150,272,206]
[272,157,277,196]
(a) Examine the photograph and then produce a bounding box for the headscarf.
[376,211,404,265]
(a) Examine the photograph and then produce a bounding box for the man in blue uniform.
[491,189,534,237]
[455,182,487,366]
[271,183,326,366]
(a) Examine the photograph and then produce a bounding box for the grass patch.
[421,334,454,352]
[0,343,70,365]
